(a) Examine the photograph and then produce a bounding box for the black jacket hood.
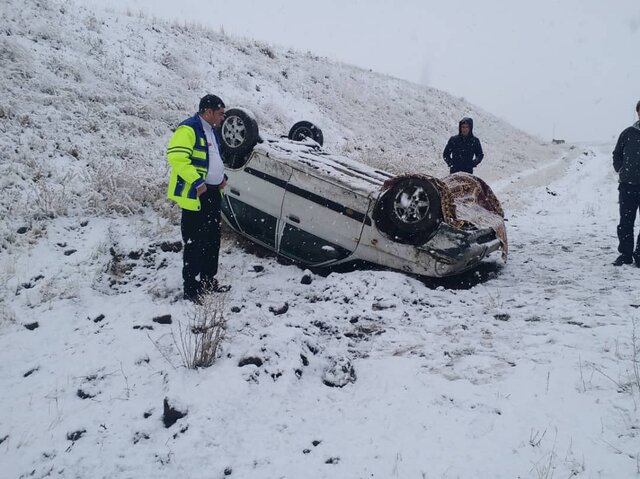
[458,117,474,136]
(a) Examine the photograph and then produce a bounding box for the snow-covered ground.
[3,142,639,479]
[1,0,639,478]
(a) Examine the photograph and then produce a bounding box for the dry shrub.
[32,179,69,219]
[174,291,228,369]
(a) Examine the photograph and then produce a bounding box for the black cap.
[199,94,225,113]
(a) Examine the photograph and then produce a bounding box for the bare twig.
[120,361,130,399]
[146,332,178,370]
[529,428,547,448]
[591,365,630,392]
[632,319,640,392]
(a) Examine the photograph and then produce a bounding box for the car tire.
[288,121,324,146]
[373,177,442,244]
[221,108,259,167]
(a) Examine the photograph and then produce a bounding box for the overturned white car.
[219,109,507,278]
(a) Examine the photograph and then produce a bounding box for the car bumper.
[354,223,503,278]
[420,224,503,276]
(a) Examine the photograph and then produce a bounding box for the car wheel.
[221,108,259,160]
[288,121,324,146]
[373,177,442,244]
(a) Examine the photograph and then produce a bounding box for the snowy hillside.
[2,0,639,478]
[0,0,560,225]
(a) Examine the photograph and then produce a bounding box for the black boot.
[183,281,203,303]
[613,254,633,266]
[201,278,231,293]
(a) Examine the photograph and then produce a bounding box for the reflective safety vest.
[166,114,223,211]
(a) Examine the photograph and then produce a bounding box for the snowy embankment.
[2,145,639,478]
[0,0,559,230]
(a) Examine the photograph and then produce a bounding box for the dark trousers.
[450,166,474,175]
[181,187,222,295]
[617,183,640,257]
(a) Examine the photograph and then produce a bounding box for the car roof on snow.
[255,135,394,196]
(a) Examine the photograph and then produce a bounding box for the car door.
[278,168,371,265]
[223,150,292,250]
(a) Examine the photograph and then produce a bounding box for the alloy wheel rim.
[222,116,246,147]
[393,186,430,223]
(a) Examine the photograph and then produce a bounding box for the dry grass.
[174,291,228,369]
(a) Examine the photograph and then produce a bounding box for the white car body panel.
[221,135,503,277]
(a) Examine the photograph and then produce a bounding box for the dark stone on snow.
[325,457,339,464]
[159,241,182,253]
[57,242,67,247]
[152,314,172,325]
[303,448,311,454]
[80,220,89,227]
[17,226,28,234]
[162,397,187,428]
[66,429,86,441]
[346,325,385,340]
[224,467,233,476]
[133,325,153,330]
[64,249,77,256]
[311,320,332,333]
[24,322,39,331]
[0,435,8,445]
[143,411,153,418]
[567,320,591,328]
[230,306,241,313]
[312,440,322,447]
[21,282,34,289]
[23,367,39,377]
[92,314,105,323]
[300,354,309,366]
[252,265,264,272]
[372,302,394,311]
[294,369,302,379]
[127,250,143,260]
[300,274,312,285]
[269,302,289,316]
[494,313,510,321]
[133,432,150,444]
[76,389,95,399]
[238,357,263,367]
[172,425,189,439]
[322,357,356,388]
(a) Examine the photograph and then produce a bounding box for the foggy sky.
[82,0,639,142]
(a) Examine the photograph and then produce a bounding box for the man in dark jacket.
[443,117,484,174]
[612,100,640,266]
